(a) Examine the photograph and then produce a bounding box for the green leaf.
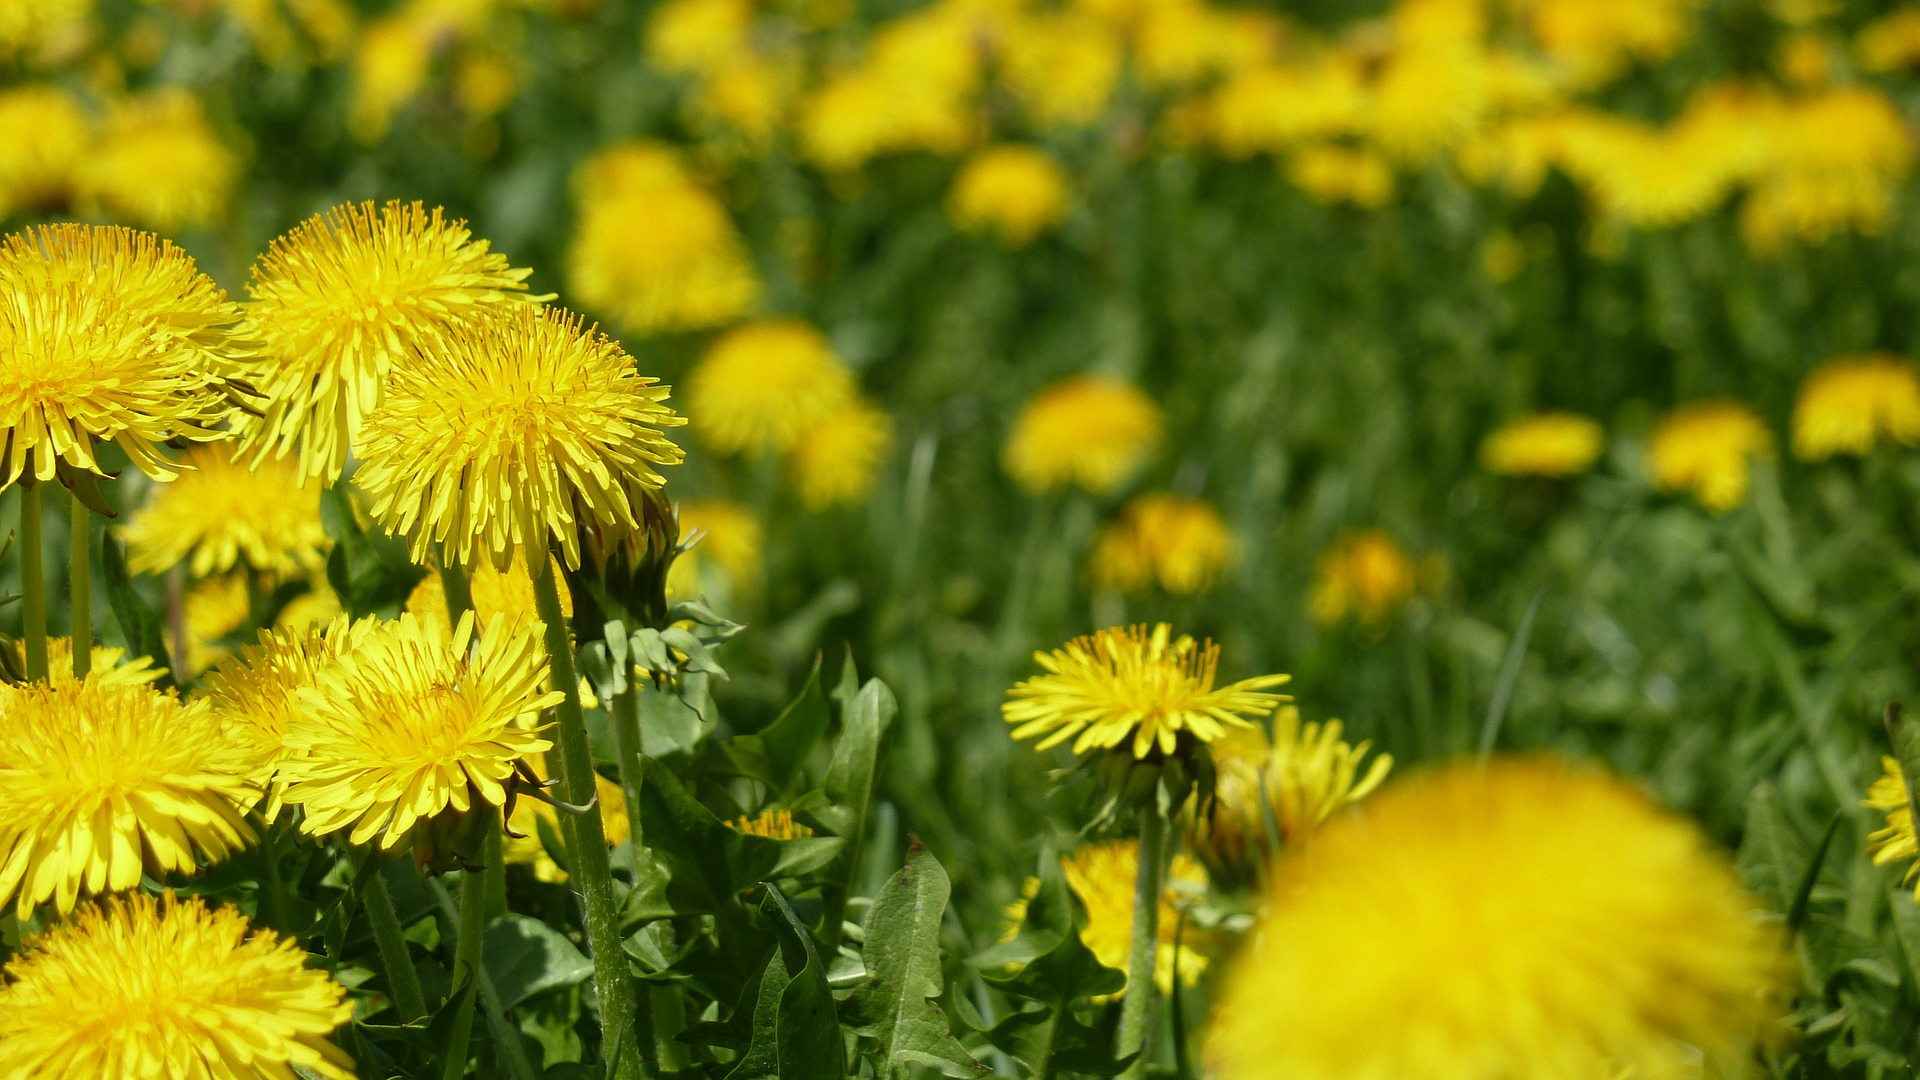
[1787,812,1843,932]
[100,532,175,690]
[1737,782,1809,912]
[1886,890,1920,1002]
[320,484,423,619]
[817,677,897,841]
[724,943,791,1080]
[724,659,831,789]
[757,884,846,1080]
[482,914,594,1011]
[844,841,985,1079]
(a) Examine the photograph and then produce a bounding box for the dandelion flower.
[1005,623,1291,759]
[1004,375,1162,495]
[1285,144,1395,208]
[203,617,367,819]
[0,0,90,57]
[1479,411,1606,476]
[1061,840,1210,996]
[0,674,258,916]
[1208,757,1793,1080]
[14,638,163,690]
[1526,0,1693,87]
[1791,353,1920,460]
[122,446,328,580]
[1858,8,1920,72]
[503,754,628,884]
[996,14,1122,129]
[689,319,857,456]
[1646,399,1773,512]
[0,224,251,490]
[644,0,754,75]
[1200,706,1391,863]
[1865,756,1919,892]
[0,85,90,216]
[0,892,354,1080]
[356,304,686,572]
[727,809,814,840]
[1088,493,1233,595]
[1310,529,1418,629]
[1740,88,1912,253]
[75,90,237,232]
[788,395,893,508]
[239,201,540,486]
[949,145,1072,247]
[406,553,565,635]
[277,611,559,850]
[668,499,763,599]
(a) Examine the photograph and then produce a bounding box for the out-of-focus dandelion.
[0,86,89,216]
[788,396,894,509]
[185,573,253,677]
[75,90,237,232]
[0,0,90,61]
[1791,353,1920,460]
[949,145,1072,246]
[1061,840,1210,996]
[14,639,163,690]
[122,447,329,580]
[407,553,563,635]
[996,14,1122,129]
[1005,375,1162,495]
[645,0,754,75]
[1858,8,1920,72]
[1524,0,1695,87]
[1285,144,1395,207]
[1088,493,1233,595]
[689,319,856,457]
[668,499,764,599]
[1479,411,1606,476]
[1646,399,1773,512]
[1310,529,1419,629]
[1199,706,1392,864]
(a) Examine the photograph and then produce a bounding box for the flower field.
[6,0,1920,1075]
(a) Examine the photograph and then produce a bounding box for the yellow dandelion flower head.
[1864,756,1918,890]
[214,0,357,67]
[1645,398,1773,512]
[0,85,90,216]
[1526,0,1694,87]
[1208,756,1793,1080]
[689,318,857,456]
[1479,411,1606,477]
[645,0,755,75]
[239,200,541,486]
[1190,723,1272,863]
[278,611,560,849]
[348,14,432,141]
[797,8,984,169]
[1202,58,1368,159]
[1088,492,1233,595]
[1792,353,1920,460]
[185,572,253,678]
[691,52,803,147]
[788,395,894,509]
[1740,88,1913,252]
[122,445,329,580]
[1004,375,1162,495]
[1062,840,1210,997]
[1263,705,1392,841]
[1858,8,1920,72]
[727,808,815,840]
[202,616,369,819]
[1005,623,1291,759]
[503,754,628,884]
[798,72,901,172]
[1132,4,1277,89]
[0,0,91,57]
[15,638,163,690]
[997,13,1123,129]
[275,575,344,632]
[1777,33,1834,87]
[566,142,762,335]
[1310,529,1419,629]
[75,89,237,232]
[1285,143,1396,208]
[356,304,686,572]
[1367,53,1491,163]
[949,145,1072,247]
[0,674,259,916]
[0,224,250,489]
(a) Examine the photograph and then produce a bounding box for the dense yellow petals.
[203,616,369,820]
[1004,375,1162,495]
[1791,354,1920,460]
[1646,398,1773,512]
[1864,756,1919,892]
[1088,492,1233,595]
[1061,840,1209,997]
[690,319,857,457]
[1479,411,1607,476]
[121,445,330,579]
[1200,706,1391,862]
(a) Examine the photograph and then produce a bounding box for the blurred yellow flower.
[1132,4,1278,89]
[1367,1,1493,161]
[668,499,764,599]
[1479,411,1606,477]
[1208,757,1792,1080]
[644,0,754,75]
[18,638,164,690]
[1792,354,1920,460]
[1523,0,1695,87]
[0,85,89,216]
[690,319,856,456]
[0,0,89,58]
[1203,59,1366,158]
[1004,375,1162,495]
[997,13,1122,129]
[503,754,628,883]
[122,446,328,580]
[76,90,236,232]
[1285,144,1394,208]
[1061,840,1209,996]
[1866,756,1920,894]
[186,573,253,678]
[1858,7,1920,72]
[1646,399,1773,512]
[1741,87,1913,252]
[1310,529,1418,629]
[1088,493,1233,595]
[691,52,801,148]
[348,0,503,139]
[406,553,567,635]
[798,7,983,170]
[789,395,894,509]
[949,145,1072,247]
[727,808,814,839]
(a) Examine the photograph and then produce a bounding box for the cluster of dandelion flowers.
[1005,623,1291,759]
[949,145,1072,247]
[1005,375,1163,495]
[121,445,329,580]
[238,200,542,485]
[689,319,857,456]
[1309,529,1420,629]
[1864,756,1920,894]
[277,611,559,849]
[1062,840,1210,996]
[354,304,685,572]
[0,893,354,1080]
[0,674,259,916]
[1647,398,1774,512]
[1479,411,1607,477]
[0,223,251,489]
[1088,493,1233,595]
[1792,353,1920,460]
[1208,757,1792,1080]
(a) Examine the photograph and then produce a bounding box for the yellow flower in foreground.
[122,446,328,579]
[0,893,354,1079]
[1201,706,1392,862]
[1005,375,1162,495]
[0,224,250,489]
[1062,840,1209,996]
[203,617,367,820]
[689,319,857,456]
[75,90,236,232]
[0,85,89,215]
[949,145,1072,247]
[727,808,815,840]
[1005,623,1291,758]
[1479,411,1606,477]
[1864,756,1919,893]
[789,395,894,509]
[1791,354,1920,460]
[239,200,541,485]
[1646,399,1773,512]
[1209,757,1792,1080]
[0,674,258,915]
[1310,529,1418,629]
[356,304,686,572]
[503,755,628,884]
[1088,493,1232,595]
[278,612,559,849]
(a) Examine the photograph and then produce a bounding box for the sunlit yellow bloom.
[278,611,559,850]
[1199,710,1391,863]
[0,893,354,1080]
[1866,756,1920,893]
[1209,757,1792,1080]
[0,674,258,916]
[203,617,366,819]
[348,15,430,140]
[1004,375,1162,495]
[1858,8,1920,72]
[1556,88,1774,228]
[1367,2,1492,161]
[1524,0,1696,87]
[644,0,753,75]
[1791,354,1920,460]
[727,808,814,840]
[788,395,893,509]
[949,145,1072,246]
[503,754,627,883]
[1310,529,1418,629]
[0,224,251,490]
[997,13,1122,129]
[1646,399,1773,513]
[689,319,856,456]
[122,446,328,580]
[198,0,358,67]
[0,86,89,216]
[1285,144,1394,208]
[668,499,763,599]
[356,304,685,572]
[1203,59,1367,158]
[0,0,90,58]
[75,90,236,232]
[1740,87,1912,252]
[1479,412,1606,477]
[17,638,164,690]
[1005,623,1291,759]
[1088,493,1232,595]
[1062,840,1209,996]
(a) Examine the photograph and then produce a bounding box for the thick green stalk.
[363,866,429,1023]
[441,815,496,1080]
[68,496,89,678]
[530,558,647,1080]
[19,483,46,681]
[1115,807,1168,1080]
[429,865,540,1080]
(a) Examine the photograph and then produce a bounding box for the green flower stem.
[68,494,89,678]
[18,483,46,681]
[607,682,649,863]
[531,557,648,1080]
[259,820,291,933]
[438,561,475,623]
[362,865,429,1023]
[1115,806,1168,1080]
[441,815,496,1080]
[428,861,540,1080]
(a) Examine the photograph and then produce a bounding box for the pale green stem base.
[19,483,46,681]
[69,495,89,678]
[607,682,659,1072]
[441,815,497,1080]
[1115,808,1168,1080]
[429,847,540,1080]
[363,865,429,1023]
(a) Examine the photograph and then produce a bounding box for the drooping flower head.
[0,674,259,916]
[1479,411,1607,477]
[277,611,559,850]
[1864,756,1920,893]
[0,893,355,1080]
[1208,757,1793,1080]
[0,85,90,217]
[1004,375,1163,495]
[1309,529,1419,629]
[1005,623,1291,759]
[1199,706,1392,865]
[122,445,329,580]
[0,224,252,490]
[788,395,894,508]
[689,319,857,457]
[949,145,1072,246]
[238,200,543,485]
[1088,492,1233,595]
[76,90,237,233]
[1646,398,1773,512]
[1791,353,1920,460]
[203,616,369,820]
[355,304,686,572]
[1061,840,1210,996]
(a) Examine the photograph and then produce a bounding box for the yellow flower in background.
[798,5,984,170]
[727,808,814,839]
[949,145,1072,247]
[349,15,431,140]
[1741,87,1913,253]
[75,90,236,232]
[277,611,559,850]
[122,446,328,580]
[644,0,754,75]
[0,674,259,916]
[193,0,358,67]
[1132,4,1278,89]
[1367,0,1493,161]
[1197,710,1390,863]
[1208,757,1792,1080]
[0,85,89,216]
[186,573,252,677]
[406,553,566,635]
[1310,529,1418,629]
[1202,58,1367,159]
[1088,493,1233,595]
[789,395,894,509]
[1858,8,1920,72]
[0,224,251,490]
[1555,88,1773,229]
[1285,144,1395,208]
[1523,0,1695,88]
[0,893,354,1080]
[0,0,90,58]
[1865,756,1919,893]
[691,52,802,148]
[15,638,164,689]
[1792,354,1920,460]
[997,13,1122,129]
[690,319,856,456]
[1646,398,1773,512]
[1062,840,1210,996]
[503,754,628,883]
[1479,411,1606,477]
[669,499,764,599]
[275,575,343,632]
[1005,623,1292,759]
[203,617,367,819]
[1004,375,1162,495]
[1777,33,1834,88]
[356,304,685,572]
